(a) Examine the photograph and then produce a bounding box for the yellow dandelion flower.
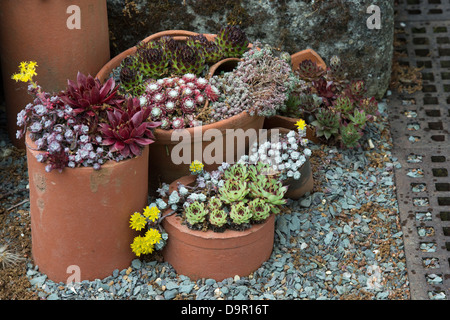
[145,228,162,245]
[189,160,204,174]
[295,119,306,131]
[129,212,146,231]
[143,205,160,222]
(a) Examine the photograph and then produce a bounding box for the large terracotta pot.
[95,31,264,195]
[26,134,148,283]
[0,0,110,149]
[161,175,275,281]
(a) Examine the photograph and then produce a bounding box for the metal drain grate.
[395,0,450,22]
[389,6,450,299]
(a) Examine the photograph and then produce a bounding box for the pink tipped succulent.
[181,96,196,114]
[171,117,185,129]
[195,77,209,90]
[150,105,165,120]
[165,101,177,114]
[205,84,220,102]
[99,97,160,158]
[146,81,162,94]
[167,88,180,101]
[160,117,171,130]
[182,73,196,83]
[195,93,205,105]
[59,72,123,117]
[152,92,166,104]
[181,86,194,97]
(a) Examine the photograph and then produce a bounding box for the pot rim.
[291,48,327,71]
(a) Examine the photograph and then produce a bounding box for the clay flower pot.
[290,48,327,72]
[95,31,263,195]
[26,134,149,283]
[161,175,275,281]
[264,127,314,200]
[284,158,314,200]
[0,0,110,149]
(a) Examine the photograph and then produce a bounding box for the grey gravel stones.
[21,101,410,300]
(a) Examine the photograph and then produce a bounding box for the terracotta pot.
[0,0,110,149]
[26,134,149,283]
[284,158,314,200]
[263,127,314,200]
[95,35,263,195]
[290,48,327,72]
[161,175,275,281]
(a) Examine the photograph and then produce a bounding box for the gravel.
[1,100,410,300]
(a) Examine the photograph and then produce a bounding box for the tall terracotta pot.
[0,0,110,149]
[95,31,264,195]
[26,134,148,283]
[161,175,275,281]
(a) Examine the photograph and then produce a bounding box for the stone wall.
[106,0,394,99]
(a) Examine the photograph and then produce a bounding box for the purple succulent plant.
[99,97,160,158]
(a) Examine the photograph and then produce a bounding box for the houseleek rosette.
[99,97,160,158]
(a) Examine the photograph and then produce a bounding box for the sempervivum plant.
[283,56,380,148]
[115,25,250,97]
[140,155,289,234]
[14,62,159,172]
[59,72,124,119]
[98,97,160,159]
[172,44,206,76]
[139,74,219,129]
[215,25,249,58]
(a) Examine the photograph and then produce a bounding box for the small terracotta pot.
[161,175,275,281]
[264,127,314,200]
[290,48,327,72]
[284,158,314,200]
[26,134,149,283]
[0,0,110,149]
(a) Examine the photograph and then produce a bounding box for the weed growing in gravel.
[0,244,24,269]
